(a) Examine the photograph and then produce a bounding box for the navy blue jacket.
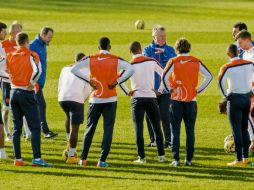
[30,35,47,88]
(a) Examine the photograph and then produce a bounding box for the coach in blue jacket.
[30,27,57,138]
[143,25,176,148]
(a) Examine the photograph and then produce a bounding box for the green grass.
[0,0,254,189]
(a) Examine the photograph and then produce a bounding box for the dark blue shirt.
[143,41,176,92]
[30,34,47,88]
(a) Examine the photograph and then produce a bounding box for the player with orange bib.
[162,38,212,166]
[72,37,134,168]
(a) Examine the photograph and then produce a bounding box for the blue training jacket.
[30,34,47,88]
[143,41,176,92]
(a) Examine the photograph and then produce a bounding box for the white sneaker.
[158,155,166,163]
[134,157,146,164]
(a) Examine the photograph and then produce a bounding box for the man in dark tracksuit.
[126,41,166,163]
[143,25,176,148]
[218,43,253,166]
[30,27,57,138]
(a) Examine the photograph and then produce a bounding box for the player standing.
[162,38,212,166]
[58,52,90,164]
[218,44,253,166]
[72,37,134,168]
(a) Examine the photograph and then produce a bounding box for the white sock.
[66,133,70,141]
[15,158,22,161]
[34,158,41,161]
[0,148,7,159]
[69,147,76,157]
[2,110,10,135]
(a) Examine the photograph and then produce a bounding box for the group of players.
[0,21,253,168]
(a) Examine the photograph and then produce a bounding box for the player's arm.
[197,62,213,94]
[109,58,134,89]
[218,66,228,97]
[143,46,151,57]
[162,60,174,92]
[153,60,165,95]
[71,56,90,83]
[29,55,42,85]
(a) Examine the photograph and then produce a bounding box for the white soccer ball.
[135,20,145,30]
[224,135,235,153]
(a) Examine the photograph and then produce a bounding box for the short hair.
[227,44,238,57]
[75,52,86,62]
[233,22,248,31]
[16,32,29,46]
[129,41,142,54]
[175,38,191,54]
[9,21,22,33]
[99,37,110,50]
[41,27,54,35]
[236,30,252,40]
[152,25,165,37]
[0,22,7,32]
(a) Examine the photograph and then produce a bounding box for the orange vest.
[89,53,119,98]
[2,39,17,53]
[165,55,201,102]
[6,47,40,87]
[130,55,157,64]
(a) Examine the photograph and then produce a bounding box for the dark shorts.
[1,81,11,107]
[59,101,84,125]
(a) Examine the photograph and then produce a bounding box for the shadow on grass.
[0,168,175,183]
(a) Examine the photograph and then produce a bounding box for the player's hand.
[89,80,98,90]
[249,91,254,97]
[218,98,227,114]
[169,88,174,94]
[128,90,137,96]
[155,48,165,54]
[153,90,162,97]
[108,81,118,89]
[27,83,35,91]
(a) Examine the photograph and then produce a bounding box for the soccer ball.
[135,20,145,30]
[224,135,235,153]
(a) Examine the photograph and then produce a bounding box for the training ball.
[135,20,145,30]
[224,135,235,153]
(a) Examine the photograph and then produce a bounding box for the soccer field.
[0,0,254,189]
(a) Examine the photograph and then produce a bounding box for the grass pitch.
[0,0,254,189]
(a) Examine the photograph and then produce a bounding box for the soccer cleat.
[184,160,192,166]
[97,161,110,168]
[146,142,157,147]
[44,131,58,138]
[158,155,166,163]
[78,159,87,168]
[227,160,246,167]
[14,160,26,166]
[171,160,180,166]
[134,157,146,164]
[242,158,249,166]
[32,158,52,167]
[66,156,78,164]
